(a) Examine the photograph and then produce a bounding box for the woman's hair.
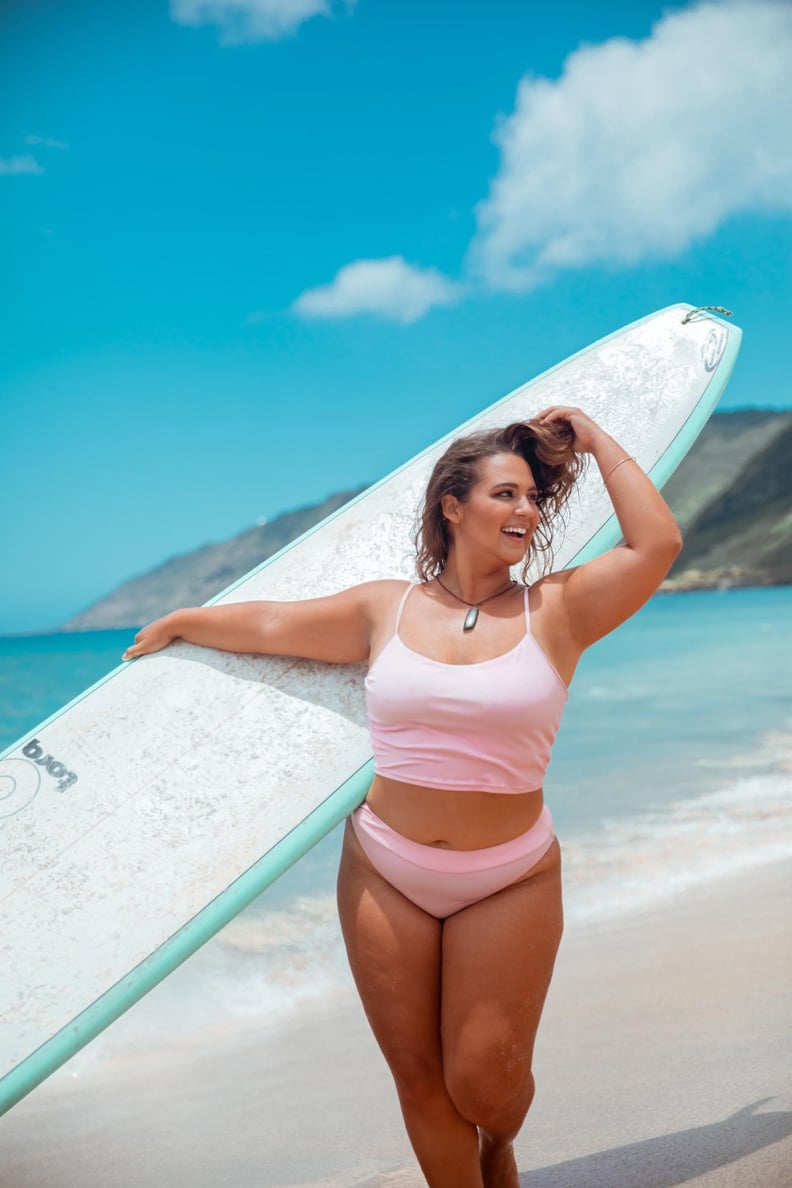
[415,420,586,581]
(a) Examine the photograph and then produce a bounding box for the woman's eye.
[493,489,539,502]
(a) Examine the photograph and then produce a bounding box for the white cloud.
[0,155,44,176]
[170,0,356,44]
[25,135,69,151]
[292,257,462,324]
[469,0,792,291]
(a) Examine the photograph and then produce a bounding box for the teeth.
[503,528,526,536]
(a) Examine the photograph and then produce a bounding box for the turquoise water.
[3,589,791,1053]
[551,585,792,825]
[0,629,131,753]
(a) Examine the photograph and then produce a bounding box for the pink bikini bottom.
[349,801,555,919]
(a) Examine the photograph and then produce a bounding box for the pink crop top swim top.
[364,583,568,794]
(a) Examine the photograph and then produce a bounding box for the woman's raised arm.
[121,581,396,665]
[535,406,683,650]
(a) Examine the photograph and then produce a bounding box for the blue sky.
[2,0,791,634]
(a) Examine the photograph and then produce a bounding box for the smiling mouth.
[501,527,528,539]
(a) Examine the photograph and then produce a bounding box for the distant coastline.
[58,410,791,632]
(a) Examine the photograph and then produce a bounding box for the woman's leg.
[337,821,484,1188]
[440,840,564,1188]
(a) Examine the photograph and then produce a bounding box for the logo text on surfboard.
[22,738,78,793]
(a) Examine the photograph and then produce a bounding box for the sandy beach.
[3,858,790,1188]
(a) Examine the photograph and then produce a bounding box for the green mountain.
[661,409,792,590]
[62,410,791,630]
[63,488,365,631]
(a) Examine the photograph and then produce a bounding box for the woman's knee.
[445,1037,536,1131]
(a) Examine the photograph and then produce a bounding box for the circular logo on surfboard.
[0,759,42,823]
[701,327,728,372]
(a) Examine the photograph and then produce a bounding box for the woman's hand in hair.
[533,406,608,456]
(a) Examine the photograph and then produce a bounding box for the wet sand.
[2,858,791,1188]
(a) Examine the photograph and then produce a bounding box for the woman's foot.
[480,1133,520,1188]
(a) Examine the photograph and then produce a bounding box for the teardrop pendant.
[463,606,479,632]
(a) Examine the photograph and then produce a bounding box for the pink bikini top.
[365,583,568,794]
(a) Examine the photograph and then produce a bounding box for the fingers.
[122,627,167,661]
[533,405,582,421]
[532,407,583,442]
[532,406,604,456]
[121,632,138,661]
[122,642,160,661]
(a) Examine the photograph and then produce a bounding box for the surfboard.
[0,303,741,1113]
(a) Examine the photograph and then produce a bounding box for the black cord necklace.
[434,574,517,633]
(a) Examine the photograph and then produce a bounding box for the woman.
[123,406,682,1188]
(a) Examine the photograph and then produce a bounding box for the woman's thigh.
[440,840,564,1119]
[336,820,445,1091]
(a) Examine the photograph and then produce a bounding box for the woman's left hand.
[533,406,609,455]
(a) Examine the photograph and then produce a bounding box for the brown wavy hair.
[415,419,586,581]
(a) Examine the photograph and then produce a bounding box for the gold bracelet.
[602,455,636,483]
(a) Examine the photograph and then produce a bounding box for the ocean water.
[2,588,791,1066]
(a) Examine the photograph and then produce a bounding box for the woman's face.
[442,451,540,565]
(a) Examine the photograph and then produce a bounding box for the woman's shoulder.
[354,577,413,598]
[344,578,415,640]
[528,570,572,604]
[344,577,413,614]
[277,579,411,627]
[528,570,577,637]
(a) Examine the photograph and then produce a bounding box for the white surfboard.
[0,304,741,1113]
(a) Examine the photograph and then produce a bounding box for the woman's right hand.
[122,615,179,661]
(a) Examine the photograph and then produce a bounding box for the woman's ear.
[441,493,461,524]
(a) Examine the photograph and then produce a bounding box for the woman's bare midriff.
[365,773,546,850]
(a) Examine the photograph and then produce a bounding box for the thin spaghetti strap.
[394,582,417,632]
[524,584,532,633]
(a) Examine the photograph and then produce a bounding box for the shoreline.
[3,857,790,1188]
[660,573,792,594]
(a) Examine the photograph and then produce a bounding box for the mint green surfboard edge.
[0,304,740,1115]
